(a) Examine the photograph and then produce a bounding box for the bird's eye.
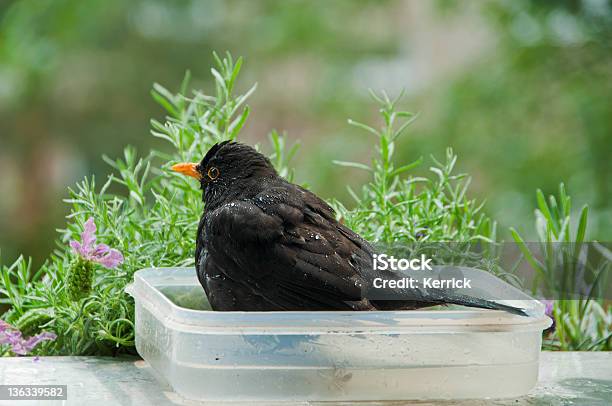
[207,167,219,180]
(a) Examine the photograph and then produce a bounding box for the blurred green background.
[1,0,610,267]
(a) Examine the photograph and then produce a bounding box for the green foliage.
[332,90,495,244]
[511,185,611,351]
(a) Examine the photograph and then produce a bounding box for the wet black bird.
[173,141,525,314]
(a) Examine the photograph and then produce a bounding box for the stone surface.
[0,352,609,405]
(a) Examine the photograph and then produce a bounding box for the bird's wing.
[205,188,374,310]
[201,253,280,311]
[204,187,528,315]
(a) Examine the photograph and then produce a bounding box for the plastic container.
[126,267,551,402]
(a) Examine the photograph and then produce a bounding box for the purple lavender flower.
[0,320,56,356]
[67,217,124,300]
[70,218,123,268]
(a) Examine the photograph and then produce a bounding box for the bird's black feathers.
[194,141,526,315]
[199,140,230,168]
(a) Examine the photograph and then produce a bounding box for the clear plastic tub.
[126,267,551,402]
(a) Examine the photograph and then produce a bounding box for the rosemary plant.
[332,91,495,244]
[0,52,269,355]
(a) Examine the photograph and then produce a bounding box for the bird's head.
[171,141,277,206]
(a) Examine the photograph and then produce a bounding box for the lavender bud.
[67,257,94,300]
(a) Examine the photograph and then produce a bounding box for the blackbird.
[173,141,525,315]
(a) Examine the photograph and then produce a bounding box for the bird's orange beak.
[171,162,201,180]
